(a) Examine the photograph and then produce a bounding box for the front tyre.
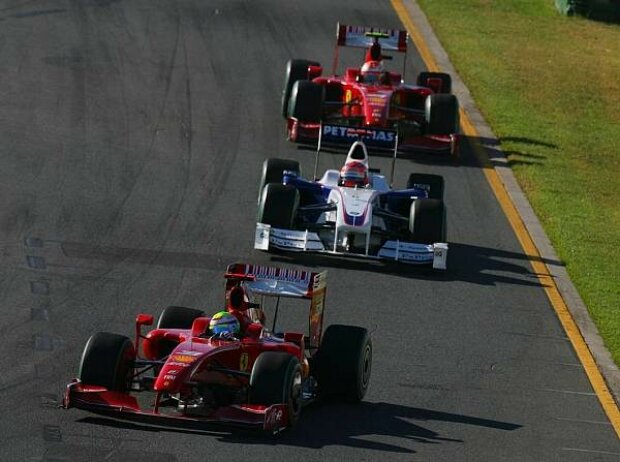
[257,158,301,204]
[425,94,459,135]
[282,59,320,118]
[288,80,324,123]
[250,352,303,427]
[78,332,135,392]
[409,199,446,244]
[258,183,299,229]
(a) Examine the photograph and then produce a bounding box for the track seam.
[391,0,620,438]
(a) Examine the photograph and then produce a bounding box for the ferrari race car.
[255,130,448,269]
[63,263,372,433]
[282,23,460,158]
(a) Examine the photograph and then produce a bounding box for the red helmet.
[340,161,369,187]
[361,60,384,74]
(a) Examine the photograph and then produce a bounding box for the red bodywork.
[287,24,460,157]
[64,263,327,433]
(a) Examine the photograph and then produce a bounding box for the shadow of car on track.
[269,241,560,288]
[77,401,520,454]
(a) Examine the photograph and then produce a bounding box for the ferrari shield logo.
[239,353,249,372]
[345,89,352,104]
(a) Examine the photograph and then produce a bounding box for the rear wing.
[333,23,409,80]
[336,23,408,52]
[225,263,327,348]
[225,263,326,298]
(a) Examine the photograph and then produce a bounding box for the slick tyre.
[288,80,324,123]
[407,173,445,201]
[409,199,446,244]
[425,94,459,135]
[417,71,452,94]
[250,352,303,427]
[258,183,299,229]
[78,332,135,392]
[282,59,320,118]
[313,325,372,402]
[257,158,301,204]
[157,306,205,329]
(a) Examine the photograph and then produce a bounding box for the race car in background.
[255,126,448,269]
[63,263,372,433]
[282,23,460,158]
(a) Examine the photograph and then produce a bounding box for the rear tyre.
[288,80,324,123]
[417,71,452,94]
[407,173,445,201]
[313,325,372,402]
[258,183,299,229]
[282,59,320,118]
[250,352,303,427]
[257,158,301,204]
[409,199,446,244]
[425,94,459,135]
[157,306,205,329]
[78,332,134,391]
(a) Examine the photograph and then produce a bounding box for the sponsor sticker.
[170,354,195,364]
[321,124,397,149]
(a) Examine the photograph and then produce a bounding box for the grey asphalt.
[0,0,618,461]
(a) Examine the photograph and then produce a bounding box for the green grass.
[415,0,620,362]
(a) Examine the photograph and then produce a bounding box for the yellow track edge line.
[391,0,620,437]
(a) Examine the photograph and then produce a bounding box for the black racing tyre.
[282,59,320,118]
[409,199,446,244]
[258,183,299,229]
[407,173,445,201]
[425,94,459,135]
[250,352,303,427]
[312,325,372,402]
[288,80,324,123]
[417,71,452,94]
[257,158,301,204]
[157,306,205,329]
[78,332,135,391]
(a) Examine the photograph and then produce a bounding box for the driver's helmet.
[339,161,369,187]
[209,311,240,335]
[360,60,385,84]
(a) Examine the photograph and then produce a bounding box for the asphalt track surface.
[0,0,618,460]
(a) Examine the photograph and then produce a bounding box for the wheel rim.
[290,369,303,416]
[361,344,372,389]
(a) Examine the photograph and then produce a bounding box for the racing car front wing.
[63,380,289,433]
[255,223,448,269]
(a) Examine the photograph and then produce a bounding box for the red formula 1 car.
[283,23,460,158]
[63,263,372,433]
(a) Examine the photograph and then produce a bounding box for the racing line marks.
[31,305,50,321]
[42,425,62,443]
[30,280,50,295]
[27,255,47,269]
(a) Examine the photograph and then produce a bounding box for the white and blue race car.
[255,125,448,269]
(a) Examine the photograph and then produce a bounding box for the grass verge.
[414,0,620,363]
